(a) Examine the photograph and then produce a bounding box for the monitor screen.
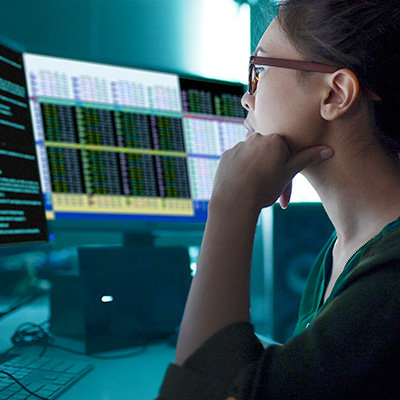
[22,53,246,230]
[0,43,47,246]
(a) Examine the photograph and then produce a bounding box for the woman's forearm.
[174,199,260,366]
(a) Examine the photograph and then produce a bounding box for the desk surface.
[0,296,176,400]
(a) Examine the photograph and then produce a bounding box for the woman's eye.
[255,67,265,74]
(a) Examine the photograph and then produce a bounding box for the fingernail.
[320,148,334,160]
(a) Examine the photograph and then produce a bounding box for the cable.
[0,370,48,400]
[9,321,148,359]
[11,322,51,357]
[11,322,50,344]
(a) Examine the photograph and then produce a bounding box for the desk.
[0,296,176,400]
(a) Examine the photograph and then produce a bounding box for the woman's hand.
[211,133,334,213]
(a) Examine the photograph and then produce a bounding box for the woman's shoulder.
[357,217,400,270]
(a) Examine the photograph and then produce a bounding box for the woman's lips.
[244,121,255,138]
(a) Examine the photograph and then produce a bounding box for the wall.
[0,0,187,73]
[250,0,277,51]
[0,0,249,81]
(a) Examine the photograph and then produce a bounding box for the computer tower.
[77,245,191,354]
[50,245,191,354]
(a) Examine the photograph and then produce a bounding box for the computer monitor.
[0,43,47,246]
[22,53,246,240]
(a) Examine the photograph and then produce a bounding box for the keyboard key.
[42,375,57,381]
[66,364,87,374]
[1,388,20,397]
[0,382,11,389]
[36,389,54,397]
[25,382,44,393]
[11,394,29,400]
[42,384,61,393]
[54,377,72,385]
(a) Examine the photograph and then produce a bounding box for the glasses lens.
[248,62,255,94]
[248,65,252,94]
[248,57,259,94]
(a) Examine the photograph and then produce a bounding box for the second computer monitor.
[23,53,246,227]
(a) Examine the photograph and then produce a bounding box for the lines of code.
[0,44,47,244]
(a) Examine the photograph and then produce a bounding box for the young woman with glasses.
[158,0,400,399]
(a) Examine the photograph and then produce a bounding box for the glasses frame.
[248,55,339,94]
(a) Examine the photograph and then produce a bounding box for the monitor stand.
[123,232,155,248]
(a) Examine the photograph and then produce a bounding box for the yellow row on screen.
[47,193,194,216]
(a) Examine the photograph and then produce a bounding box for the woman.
[158,0,400,398]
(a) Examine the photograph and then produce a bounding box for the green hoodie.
[159,216,400,400]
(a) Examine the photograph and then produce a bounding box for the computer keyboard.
[0,354,93,399]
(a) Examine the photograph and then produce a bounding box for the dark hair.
[276,0,400,157]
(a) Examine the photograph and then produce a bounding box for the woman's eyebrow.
[254,46,267,56]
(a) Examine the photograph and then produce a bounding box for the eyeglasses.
[248,55,339,94]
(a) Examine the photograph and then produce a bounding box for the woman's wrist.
[208,193,262,224]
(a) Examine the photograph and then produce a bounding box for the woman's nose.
[241,91,254,111]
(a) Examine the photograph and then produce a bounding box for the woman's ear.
[320,69,360,121]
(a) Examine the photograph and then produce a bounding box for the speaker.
[272,203,333,343]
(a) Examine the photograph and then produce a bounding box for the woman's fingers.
[212,133,334,212]
[287,145,335,175]
[279,182,292,210]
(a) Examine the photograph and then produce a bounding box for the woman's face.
[242,19,327,153]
